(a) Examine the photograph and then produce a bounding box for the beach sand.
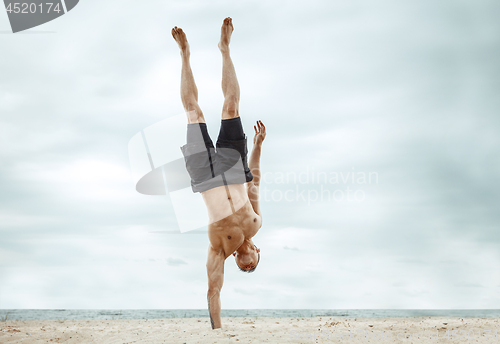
[1,316,498,343]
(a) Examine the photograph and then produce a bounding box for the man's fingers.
[254,120,266,136]
[259,121,265,133]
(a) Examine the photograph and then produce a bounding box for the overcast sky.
[1,0,499,309]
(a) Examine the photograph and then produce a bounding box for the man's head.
[233,244,260,273]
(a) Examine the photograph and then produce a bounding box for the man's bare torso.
[203,184,261,258]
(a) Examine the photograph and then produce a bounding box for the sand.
[1,316,498,343]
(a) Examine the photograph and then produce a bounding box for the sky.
[1,0,499,309]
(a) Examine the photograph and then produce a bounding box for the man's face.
[233,247,260,271]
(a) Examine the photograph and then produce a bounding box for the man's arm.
[206,245,225,329]
[247,120,266,216]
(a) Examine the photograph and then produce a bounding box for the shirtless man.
[171,17,266,329]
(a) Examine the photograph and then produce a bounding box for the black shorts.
[180,117,253,193]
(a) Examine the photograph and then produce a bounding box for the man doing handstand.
[171,17,266,329]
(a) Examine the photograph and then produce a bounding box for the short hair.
[237,245,260,273]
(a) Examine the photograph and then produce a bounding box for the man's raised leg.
[219,17,240,119]
[172,26,205,124]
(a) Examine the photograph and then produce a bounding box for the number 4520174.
[5,3,62,14]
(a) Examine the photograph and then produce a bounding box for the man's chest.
[208,213,260,257]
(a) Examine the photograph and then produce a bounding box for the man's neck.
[236,239,253,254]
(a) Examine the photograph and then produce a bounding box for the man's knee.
[186,102,204,123]
[223,96,239,118]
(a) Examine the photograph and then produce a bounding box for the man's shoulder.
[208,243,225,256]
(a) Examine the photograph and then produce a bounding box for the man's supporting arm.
[206,246,225,329]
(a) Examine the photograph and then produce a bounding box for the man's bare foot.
[218,17,234,53]
[171,26,190,57]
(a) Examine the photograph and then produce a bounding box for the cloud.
[166,257,188,266]
[1,0,499,309]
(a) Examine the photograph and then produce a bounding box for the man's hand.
[253,120,266,146]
